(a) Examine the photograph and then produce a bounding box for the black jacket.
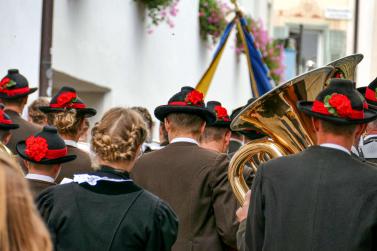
[37,166,178,251]
[244,146,377,251]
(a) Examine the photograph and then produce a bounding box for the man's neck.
[168,133,200,143]
[317,137,353,151]
[4,104,24,114]
[28,169,56,179]
[200,141,224,153]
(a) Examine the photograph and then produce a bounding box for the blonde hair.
[91,107,147,162]
[47,110,84,137]
[28,97,49,125]
[0,152,52,251]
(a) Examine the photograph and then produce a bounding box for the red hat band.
[214,105,231,122]
[311,93,366,119]
[49,91,86,109]
[168,90,204,107]
[25,136,68,162]
[365,87,377,102]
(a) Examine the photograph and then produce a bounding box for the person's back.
[249,146,377,251]
[38,176,176,251]
[133,86,238,250]
[56,144,92,183]
[37,107,178,251]
[134,142,237,249]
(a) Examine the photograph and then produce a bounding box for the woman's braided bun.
[91,107,147,162]
[47,109,84,137]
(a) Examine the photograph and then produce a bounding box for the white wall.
[0,0,42,99]
[52,0,270,122]
[356,0,377,87]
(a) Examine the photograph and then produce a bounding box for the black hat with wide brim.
[154,86,216,124]
[206,101,231,128]
[298,79,377,125]
[39,86,96,118]
[230,98,267,140]
[16,126,76,165]
[357,77,377,110]
[0,104,19,130]
[0,69,37,99]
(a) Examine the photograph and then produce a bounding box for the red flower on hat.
[214,105,230,121]
[0,77,16,90]
[25,136,48,162]
[56,92,77,108]
[325,93,352,117]
[185,90,204,106]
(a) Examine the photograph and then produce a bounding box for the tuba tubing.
[228,138,288,205]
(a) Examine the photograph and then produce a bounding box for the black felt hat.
[206,101,231,128]
[357,77,377,110]
[230,98,266,140]
[0,69,38,99]
[0,104,19,130]
[16,126,76,165]
[298,79,377,125]
[39,86,97,117]
[154,86,216,124]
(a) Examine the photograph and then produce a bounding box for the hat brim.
[154,105,216,124]
[0,123,19,130]
[16,141,77,165]
[211,120,231,128]
[297,101,377,125]
[0,88,38,99]
[39,106,97,118]
[357,86,377,110]
[239,130,266,140]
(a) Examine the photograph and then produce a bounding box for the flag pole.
[231,0,260,97]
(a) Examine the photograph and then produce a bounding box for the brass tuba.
[228,54,364,205]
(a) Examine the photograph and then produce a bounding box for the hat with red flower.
[39,86,96,117]
[0,104,19,130]
[230,98,266,140]
[0,69,38,99]
[297,79,377,124]
[16,126,76,164]
[357,77,377,110]
[154,86,216,124]
[206,101,231,128]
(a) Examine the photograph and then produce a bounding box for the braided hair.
[91,107,147,162]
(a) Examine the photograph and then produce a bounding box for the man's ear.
[23,160,31,171]
[355,123,367,139]
[311,117,320,132]
[199,121,206,134]
[2,132,11,145]
[164,117,170,131]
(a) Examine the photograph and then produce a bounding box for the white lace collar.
[72,174,132,186]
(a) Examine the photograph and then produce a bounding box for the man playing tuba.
[237,79,377,250]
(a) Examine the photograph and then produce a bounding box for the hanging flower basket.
[199,0,230,44]
[137,0,179,29]
[235,15,285,84]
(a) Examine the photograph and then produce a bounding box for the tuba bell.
[228,54,364,205]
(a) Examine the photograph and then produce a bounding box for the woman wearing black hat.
[37,107,178,251]
[39,86,97,183]
[16,126,76,198]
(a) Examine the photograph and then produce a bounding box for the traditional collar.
[25,173,55,183]
[320,143,351,155]
[170,137,199,145]
[73,165,132,186]
[64,139,78,148]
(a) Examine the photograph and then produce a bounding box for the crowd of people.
[0,68,377,251]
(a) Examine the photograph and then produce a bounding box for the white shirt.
[170,137,199,145]
[25,173,55,183]
[320,143,351,155]
[64,140,78,148]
